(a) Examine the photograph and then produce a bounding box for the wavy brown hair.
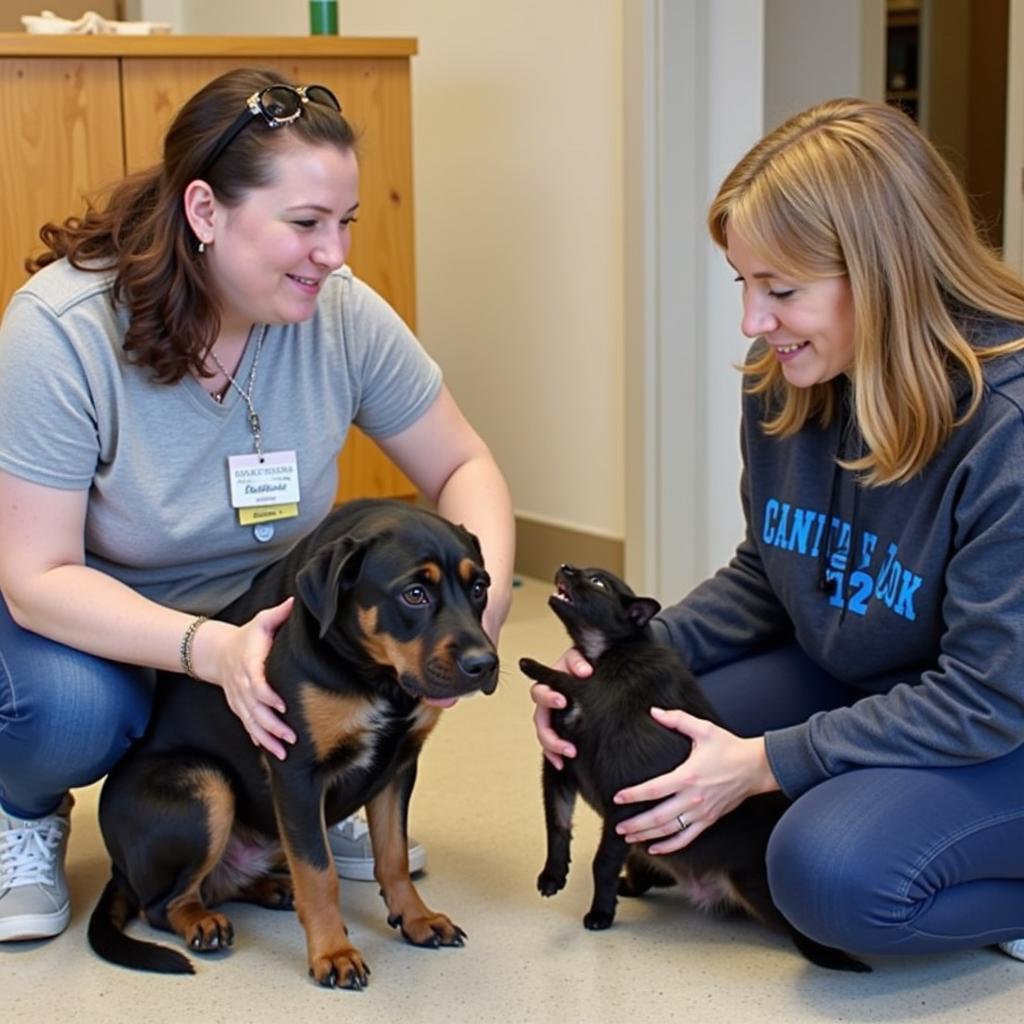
[708,98,1024,485]
[27,67,357,385]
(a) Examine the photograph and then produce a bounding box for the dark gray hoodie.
[654,324,1024,797]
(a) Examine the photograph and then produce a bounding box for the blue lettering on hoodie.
[761,499,922,621]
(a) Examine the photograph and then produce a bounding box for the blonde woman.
[532,98,1024,963]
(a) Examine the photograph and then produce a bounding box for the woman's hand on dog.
[530,646,592,769]
[193,597,298,760]
[612,707,780,853]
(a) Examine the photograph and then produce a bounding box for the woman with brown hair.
[533,98,1024,962]
[0,67,514,942]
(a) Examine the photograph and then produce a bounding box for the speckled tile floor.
[5,576,1024,1023]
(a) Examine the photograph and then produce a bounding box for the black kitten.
[519,564,869,973]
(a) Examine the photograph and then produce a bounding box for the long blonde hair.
[709,98,1024,485]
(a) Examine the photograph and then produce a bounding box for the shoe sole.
[0,902,70,942]
[333,845,427,882]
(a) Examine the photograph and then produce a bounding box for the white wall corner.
[624,0,765,603]
[622,0,659,595]
[764,0,885,130]
[623,0,707,602]
[860,0,888,102]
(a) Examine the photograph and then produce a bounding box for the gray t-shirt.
[0,260,442,615]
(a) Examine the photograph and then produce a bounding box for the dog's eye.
[401,586,430,606]
[471,580,488,601]
[588,576,607,589]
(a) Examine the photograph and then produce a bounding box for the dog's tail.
[88,869,194,975]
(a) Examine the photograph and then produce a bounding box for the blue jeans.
[0,593,155,819]
[701,645,1024,957]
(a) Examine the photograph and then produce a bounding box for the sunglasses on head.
[198,83,342,179]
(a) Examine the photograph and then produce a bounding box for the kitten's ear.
[628,597,661,629]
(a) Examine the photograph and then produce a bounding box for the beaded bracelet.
[179,615,208,680]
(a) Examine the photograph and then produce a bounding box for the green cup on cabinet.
[309,0,338,35]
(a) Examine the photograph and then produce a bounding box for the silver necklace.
[209,324,268,459]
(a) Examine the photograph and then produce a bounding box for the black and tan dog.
[88,499,498,987]
[519,565,868,972]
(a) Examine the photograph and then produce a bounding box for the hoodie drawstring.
[818,381,862,627]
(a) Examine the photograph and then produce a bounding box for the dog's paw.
[537,867,567,897]
[242,874,295,910]
[267,879,296,910]
[388,911,466,948]
[308,945,371,990]
[583,909,615,930]
[185,911,235,952]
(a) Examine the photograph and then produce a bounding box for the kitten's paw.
[617,874,643,897]
[537,868,567,897]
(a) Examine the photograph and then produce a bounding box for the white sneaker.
[0,795,72,941]
[999,939,1024,961]
[327,814,427,881]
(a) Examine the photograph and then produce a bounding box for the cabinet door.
[0,58,124,307]
[120,57,418,502]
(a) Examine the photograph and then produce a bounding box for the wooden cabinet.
[0,34,419,502]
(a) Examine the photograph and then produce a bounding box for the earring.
[197,240,206,254]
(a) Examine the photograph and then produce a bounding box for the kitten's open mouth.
[553,582,574,603]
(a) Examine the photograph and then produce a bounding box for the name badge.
[228,451,301,508]
[237,503,299,525]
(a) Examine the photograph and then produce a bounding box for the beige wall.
[133,0,626,547]
[341,0,625,543]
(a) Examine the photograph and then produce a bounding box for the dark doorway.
[886,0,1009,249]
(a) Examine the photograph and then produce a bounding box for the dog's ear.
[455,522,485,563]
[295,535,372,638]
[627,596,661,630]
